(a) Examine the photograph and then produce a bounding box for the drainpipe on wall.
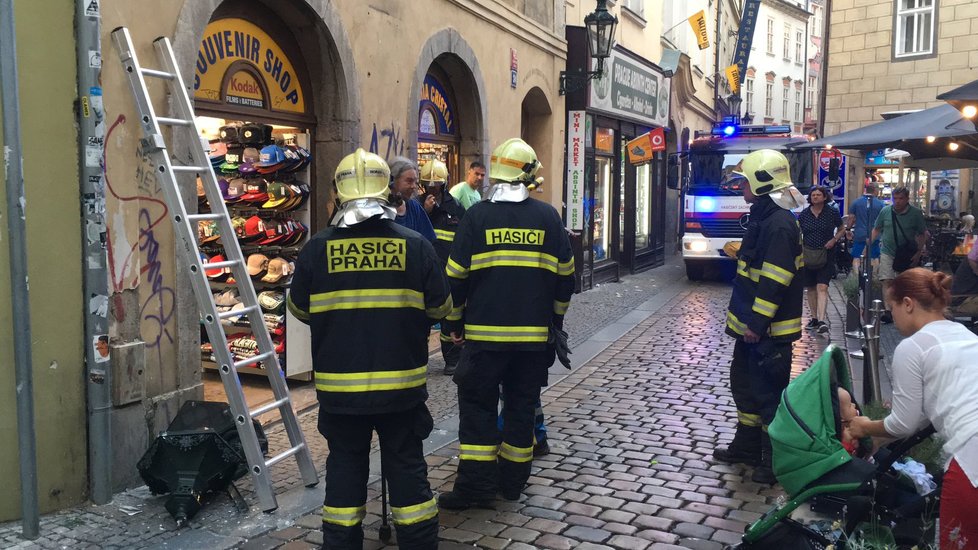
[818,0,831,137]
[75,0,112,505]
[0,0,40,539]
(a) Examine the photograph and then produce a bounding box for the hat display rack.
[197,120,313,378]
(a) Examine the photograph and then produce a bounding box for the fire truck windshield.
[688,150,814,196]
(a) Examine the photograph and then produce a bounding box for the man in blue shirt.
[846,183,886,274]
[388,157,436,242]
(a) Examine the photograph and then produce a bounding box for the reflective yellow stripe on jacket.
[558,258,575,276]
[446,305,464,321]
[446,258,469,279]
[758,261,794,286]
[309,288,424,313]
[315,365,427,393]
[391,497,438,525]
[770,318,802,336]
[464,324,549,343]
[323,505,366,527]
[434,229,455,242]
[470,250,560,273]
[426,295,453,319]
[459,443,498,461]
[287,295,310,321]
[752,297,778,318]
[553,300,570,315]
[738,411,763,427]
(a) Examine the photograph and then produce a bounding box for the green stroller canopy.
[768,345,855,496]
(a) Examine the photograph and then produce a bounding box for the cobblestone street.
[0,261,862,549]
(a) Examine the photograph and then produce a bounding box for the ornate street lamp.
[726,93,743,122]
[559,0,619,96]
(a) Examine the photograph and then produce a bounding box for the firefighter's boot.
[713,423,761,466]
[751,431,777,485]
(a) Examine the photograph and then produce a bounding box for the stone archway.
[407,29,488,171]
[173,0,361,226]
[521,86,555,203]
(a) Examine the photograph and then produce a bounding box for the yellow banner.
[194,18,306,114]
[688,11,710,50]
[725,64,741,95]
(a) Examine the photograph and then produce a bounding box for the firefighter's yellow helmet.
[334,148,390,204]
[732,149,794,196]
[419,159,448,185]
[489,138,542,183]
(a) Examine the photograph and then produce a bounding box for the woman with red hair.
[849,268,978,548]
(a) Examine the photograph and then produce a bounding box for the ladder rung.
[250,397,290,419]
[171,166,209,173]
[188,213,224,222]
[219,305,259,320]
[141,68,175,80]
[234,351,275,370]
[158,117,195,127]
[265,444,305,468]
[205,260,241,271]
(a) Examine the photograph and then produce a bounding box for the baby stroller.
[731,346,939,549]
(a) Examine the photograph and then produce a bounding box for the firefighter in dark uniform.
[288,149,451,549]
[418,159,467,375]
[437,138,575,509]
[713,149,805,485]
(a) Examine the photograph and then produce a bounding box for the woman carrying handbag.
[798,186,846,334]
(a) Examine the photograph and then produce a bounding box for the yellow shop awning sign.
[194,18,306,114]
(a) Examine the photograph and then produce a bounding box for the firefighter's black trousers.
[318,404,438,550]
[453,347,550,500]
[729,338,792,428]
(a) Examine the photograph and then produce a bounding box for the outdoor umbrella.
[800,103,976,151]
[137,400,268,526]
[937,77,978,118]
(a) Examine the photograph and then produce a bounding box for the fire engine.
[672,122,816,280]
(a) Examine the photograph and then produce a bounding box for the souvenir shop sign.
[565,111,586,231]
[194,18,307,114]
[419,75,455,136]
[589,48,670,128]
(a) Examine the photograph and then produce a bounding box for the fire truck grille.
[700,219,745,238]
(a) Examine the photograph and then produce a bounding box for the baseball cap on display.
[239,179,268,202]
[238,146,261,174]
[205,254,229,279]
[208,141,228,159]
[282,220,308,246]
[256,144,287,173]
[258,290,286,313]
[224,177,246,202]
[238,123,265,145]
[246,253,270,277]
[198,220,221,244]
[231,216,248,239]
[220,145,245,171]
[219,124,241,144]
[242,215,266,240]
[262,181,293,209]
[221,302,248,324]
[261,257,292,283]
[258,219,289,245]
[284,146,311,173]
[213,288,241,307]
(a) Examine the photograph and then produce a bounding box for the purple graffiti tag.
[368,122,404,160]
[137,207,175,362]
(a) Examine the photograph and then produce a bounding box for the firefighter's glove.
[548,324,571,369]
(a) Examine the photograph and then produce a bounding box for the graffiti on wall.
[369,121,405,160]
[104,114,176,363]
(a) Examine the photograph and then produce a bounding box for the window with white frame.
[813,6,822,38]
[765,82,773,117]
[795,90,802,121]
[746,77,755,115]
[767,18,774,54]
[783,23,791,59]
[895,0,935,57]
[795,30,803,62]
[623,0,644,18]
[782,84,789,119]
[808,76,816,111]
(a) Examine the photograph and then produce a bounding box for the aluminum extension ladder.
[111,27,318,512]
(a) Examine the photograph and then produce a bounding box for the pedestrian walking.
[798,186,846,334]
[713,149,805,485]
[449,161,486,210]
[438,138,575,509]
[389,156,437,242]
[846,183,886,274]
[419,159,466,375]
[870,187,927,323]
[288,149,451,550]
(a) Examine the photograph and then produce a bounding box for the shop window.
[595,127,615,154]
[593,157,613,262]
[895,0,935,58]
[635,162,651,250]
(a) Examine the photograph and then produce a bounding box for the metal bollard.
[862,300,884,404]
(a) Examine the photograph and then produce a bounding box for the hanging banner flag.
[565,111,586,231]
[625,127,667,165]
[725,65,741,95]
[732,0,762,88]
[688,11,710,50]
